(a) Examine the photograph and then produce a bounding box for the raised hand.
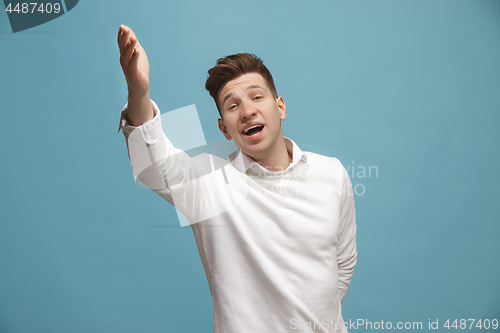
[118,24,150,98]
[117,25,154,126]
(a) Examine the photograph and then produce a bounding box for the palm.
[126,40,149,94]
[118,25,150,97]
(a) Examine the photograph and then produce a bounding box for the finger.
[117,24,125,49]
[118,27,131,53]
[130,46,140,70]
[122,36,137,65]
[122,26,137,52]
[118,25,127,50]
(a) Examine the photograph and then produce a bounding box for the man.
[117,24,357,333]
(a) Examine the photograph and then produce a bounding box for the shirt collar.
[228,137,307,174]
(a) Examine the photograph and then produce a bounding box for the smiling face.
[217,72,287,163]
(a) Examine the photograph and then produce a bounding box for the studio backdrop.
[1,0,499,332]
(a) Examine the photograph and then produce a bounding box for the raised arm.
[117,24,154,126]
[116,26,234,226]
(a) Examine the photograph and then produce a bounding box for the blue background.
[1,0,499,332]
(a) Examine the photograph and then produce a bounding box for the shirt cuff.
[118,99,162,144]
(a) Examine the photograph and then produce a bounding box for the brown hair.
[205,53,278,117]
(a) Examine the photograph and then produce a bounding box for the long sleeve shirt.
[119,100,357,333]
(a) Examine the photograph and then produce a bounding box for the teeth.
[244,125,261,134]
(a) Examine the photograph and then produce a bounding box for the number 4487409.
[444,319,498,330]
[5,3,62,14]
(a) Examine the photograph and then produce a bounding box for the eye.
[228,104,237,110]
[253,95,262,100]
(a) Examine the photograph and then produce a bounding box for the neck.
[248,136,291,172]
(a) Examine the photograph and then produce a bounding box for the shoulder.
[300,151,351,188]
[192,152,230,168]
[303,151,346,174]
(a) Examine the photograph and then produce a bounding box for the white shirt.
[119,100,357,333]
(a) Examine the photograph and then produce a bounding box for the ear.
[218,118,232,141]
[277,96,287,121]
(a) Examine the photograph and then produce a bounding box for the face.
[217,72,287,162]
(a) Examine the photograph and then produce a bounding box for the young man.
[117,25,357,333]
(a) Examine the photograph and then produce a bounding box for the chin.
[243,144,271,158]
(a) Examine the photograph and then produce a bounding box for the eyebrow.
[221,84,265,107]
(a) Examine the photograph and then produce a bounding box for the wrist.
[126,91,154,126]
[127,86,149,100]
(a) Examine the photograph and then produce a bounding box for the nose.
[239,100,257,121]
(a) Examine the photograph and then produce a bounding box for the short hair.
[205,53,278,117]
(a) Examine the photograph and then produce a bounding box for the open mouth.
[243,125,264,136]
